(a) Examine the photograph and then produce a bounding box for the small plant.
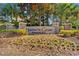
[72,48,75,51]
[13,39,23,45]
[76,45,79,51]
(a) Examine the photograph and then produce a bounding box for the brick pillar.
[64,23,72,30]
[52,22,60,34]
[19,22,26,29]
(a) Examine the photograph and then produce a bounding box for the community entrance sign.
[27,26,59,34]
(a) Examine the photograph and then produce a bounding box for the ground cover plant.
[0,35,79,56]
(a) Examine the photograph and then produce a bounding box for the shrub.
[0,29,28,35]
[0,29,6,33]
[11,21,19,28]
[60,26,64,30]
[8,29,28,35]
[52,39,60,46]
[59,30,79,37]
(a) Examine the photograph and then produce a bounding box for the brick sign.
[27,26,59,34]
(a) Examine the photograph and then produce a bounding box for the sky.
[75,3,79,6]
